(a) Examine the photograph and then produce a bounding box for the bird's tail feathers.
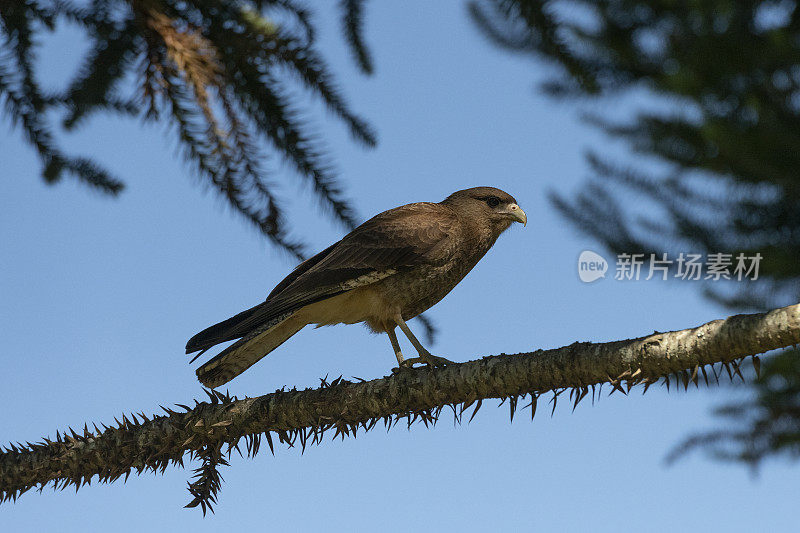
[186,303,267,355]
[196,311,303,388]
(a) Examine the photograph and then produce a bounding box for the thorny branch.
[2,303,799,513]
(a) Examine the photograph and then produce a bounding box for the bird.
[186,186,526,388]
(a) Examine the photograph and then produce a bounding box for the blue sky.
[1,2,796,531]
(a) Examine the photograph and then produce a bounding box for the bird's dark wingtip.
[185,332,206,353]
[185,339,198,354]
[188,347,209,363]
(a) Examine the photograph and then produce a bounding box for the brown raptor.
[186,186,526,387]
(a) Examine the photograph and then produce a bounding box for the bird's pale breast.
[366,230,497,329]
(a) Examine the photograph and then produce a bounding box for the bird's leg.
[386,327,406,368]
[394,315,453,368]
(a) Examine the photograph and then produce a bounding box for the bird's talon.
[422,354,453,367]
[397,354,452,369]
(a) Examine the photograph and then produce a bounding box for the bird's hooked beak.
[505,203,527,226]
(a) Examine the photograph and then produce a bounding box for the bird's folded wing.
[187,203,457,352]
[244,202,456,324]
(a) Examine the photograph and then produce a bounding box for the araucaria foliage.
[0,0,376,255]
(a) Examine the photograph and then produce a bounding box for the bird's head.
[442,186,527,233]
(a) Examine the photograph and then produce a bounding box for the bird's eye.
[485,196,500,208]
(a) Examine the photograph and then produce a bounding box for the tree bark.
[2,303,799,510]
